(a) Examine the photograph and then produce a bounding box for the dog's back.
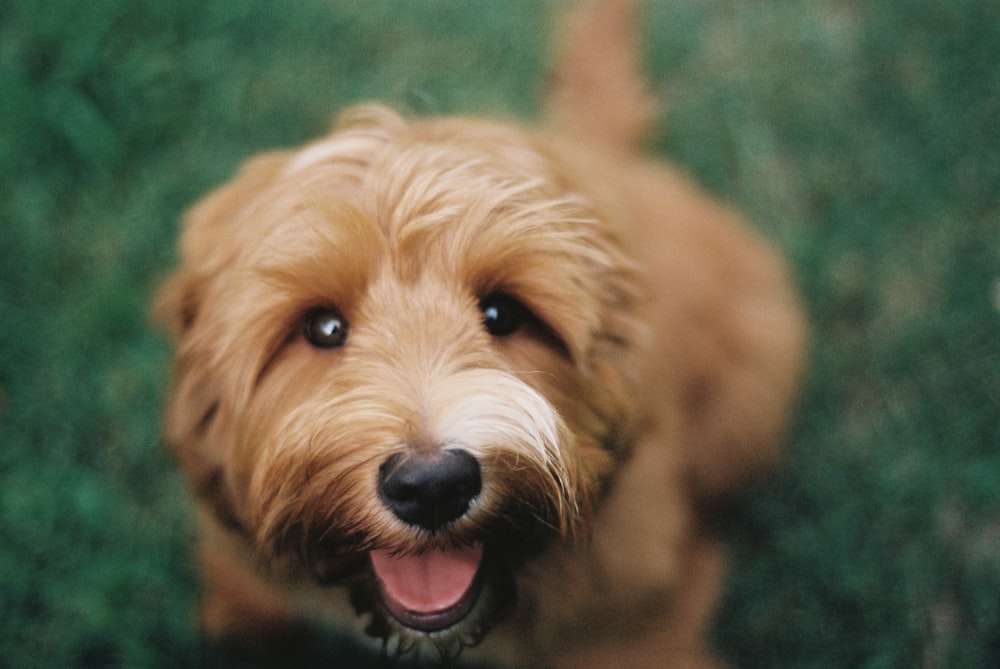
[543,0,807,497]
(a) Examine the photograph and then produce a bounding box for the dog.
[155,1,807,666]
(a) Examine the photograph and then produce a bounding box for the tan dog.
[155,1,806,666]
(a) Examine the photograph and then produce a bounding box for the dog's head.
[157,105,644,656]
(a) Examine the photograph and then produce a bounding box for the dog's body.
[156,2,806,666]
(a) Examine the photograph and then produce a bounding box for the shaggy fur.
[155,1,807,666]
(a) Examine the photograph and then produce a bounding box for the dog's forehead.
[283,123,565,236]
[257,124,606,292]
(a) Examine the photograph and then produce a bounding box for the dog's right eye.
[304,307,349,348]
[480,294,527,337]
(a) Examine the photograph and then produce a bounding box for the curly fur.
[155,1,807,666]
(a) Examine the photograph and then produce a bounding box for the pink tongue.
[370,543,484,614]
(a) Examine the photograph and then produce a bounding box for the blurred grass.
[1,0,997,667]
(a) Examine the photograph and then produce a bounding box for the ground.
[1,1,998,667]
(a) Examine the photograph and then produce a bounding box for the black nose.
[377,449,482,532]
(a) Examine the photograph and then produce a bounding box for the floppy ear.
[153,151,291,532]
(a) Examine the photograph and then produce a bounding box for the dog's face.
[159,105,643,655]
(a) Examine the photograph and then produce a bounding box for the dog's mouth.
[341,539,516,660]
[306,505,556,657]
[369,542,485,633]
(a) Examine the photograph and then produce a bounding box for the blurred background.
[1,0,998,666]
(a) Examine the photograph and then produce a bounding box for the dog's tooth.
[433,633,463,662]
[381,631,402,658]
[459,628,480,648]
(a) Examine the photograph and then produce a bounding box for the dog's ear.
[154,151,292,533]
[151,270,202,340]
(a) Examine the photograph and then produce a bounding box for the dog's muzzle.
[369,449,487,633]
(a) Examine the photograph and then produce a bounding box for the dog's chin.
[343,542,516,661]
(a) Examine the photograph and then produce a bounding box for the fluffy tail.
[545,0,657,151]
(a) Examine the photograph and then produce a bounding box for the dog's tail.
[545,0,656,151]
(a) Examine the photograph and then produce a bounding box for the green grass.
[2,0,998,667]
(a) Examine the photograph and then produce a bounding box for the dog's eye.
[480,294,526,337]
[304,307,349,348]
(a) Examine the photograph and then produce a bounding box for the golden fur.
[155,1,806,666]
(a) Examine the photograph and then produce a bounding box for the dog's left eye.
[304,307,349,348]
[480,294,526,337]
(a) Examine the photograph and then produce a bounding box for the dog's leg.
[549,532,727,669]
[195,522,302,645]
